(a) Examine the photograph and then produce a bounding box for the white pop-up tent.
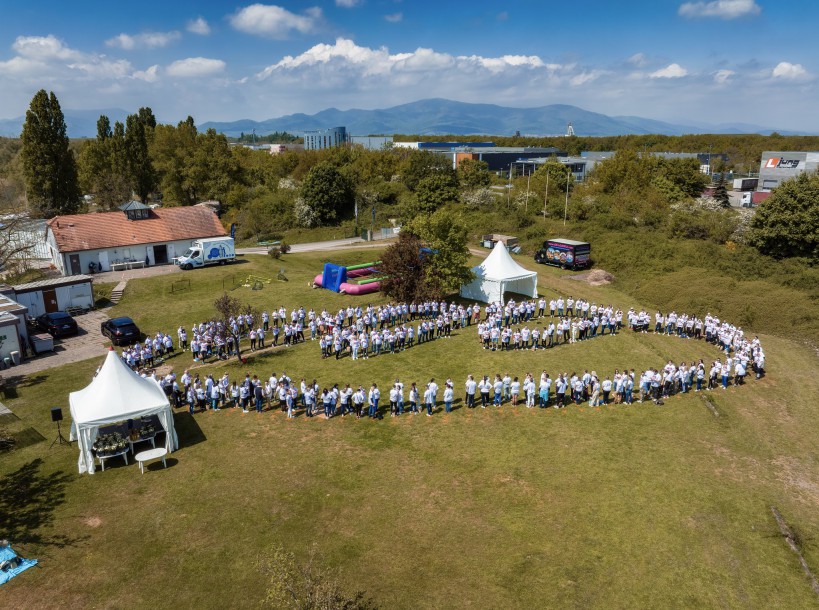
[460,241,538,305]
[69,348,179,474]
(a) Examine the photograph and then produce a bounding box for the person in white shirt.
[465,375,477,408]
[443,383,454,413]
[420,383,433,416]
[510,377,521,406]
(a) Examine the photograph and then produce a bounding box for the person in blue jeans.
[443,383,454,413]
[368,383,380,418]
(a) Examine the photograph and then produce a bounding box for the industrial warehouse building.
[394,141,568,172]
[757,151,819,191]
[45,203,227,276]
[303,126,350,150]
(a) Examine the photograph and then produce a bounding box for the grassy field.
[2,249,819,608]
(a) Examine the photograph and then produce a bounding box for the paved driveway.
[12,309,112,377]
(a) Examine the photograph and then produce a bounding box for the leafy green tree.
[400,150,453,191]
[530,159,574,197]
[20,90,81,217]
[137,107,157,131]
[403,208,474,298]
[713,174,730,208]
[125,113,155,203]
[150,118,198,205]
[749,172,819,260]
[298,161,355,226]
[416,171,459,212]
[77,115,132,210]
[379,232,429,302]
[96,115,111,141]
[457,158,491,190]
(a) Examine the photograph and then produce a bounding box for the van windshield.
[183,248,196,258]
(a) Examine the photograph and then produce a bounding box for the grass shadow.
[0,458,84,548]
[174,411,207,447]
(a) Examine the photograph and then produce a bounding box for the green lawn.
[2,250,819,608]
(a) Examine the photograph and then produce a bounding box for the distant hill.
[0,108,130,139]
[0,99,808,138]
[200,98,806,138]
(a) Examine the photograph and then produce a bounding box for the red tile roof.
[46,207,227,253]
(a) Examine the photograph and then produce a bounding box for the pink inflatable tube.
[339,280,382,295]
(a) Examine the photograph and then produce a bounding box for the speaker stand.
[49,420,70,449]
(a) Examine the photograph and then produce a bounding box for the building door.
[153,244,168,264]
[98,250,109,272]
[43,288,58,313]
[69,254,81,275]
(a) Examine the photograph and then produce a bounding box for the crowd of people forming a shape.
[115,294,767,420]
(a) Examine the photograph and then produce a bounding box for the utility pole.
[563,167,570,226]
[525,171,530,213]
[543,171,549,219]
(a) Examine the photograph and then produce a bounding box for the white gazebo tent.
[69,349,179,474]
[460,241,538,305]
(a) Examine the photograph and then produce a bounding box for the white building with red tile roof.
[45,205,227,276]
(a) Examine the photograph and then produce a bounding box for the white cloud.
[384,12,403,23]
[0,35,131,80]
[166,57,226,77]
[12,35,82,61]
[187,17,211,36]
[714,69,734,83]
[570,70,606,86]
[259,38,553,80]
[650,63,688,78]
[229,4,322,38]
[106,31,181,50]
[336,0,361,7]
[133,65,160,82]
[771,61,809,80]
[628,53,648,67]
[678,0,761,19]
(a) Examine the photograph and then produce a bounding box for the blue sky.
[1,0,817,130]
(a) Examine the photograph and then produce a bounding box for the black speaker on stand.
[49,407,69,448]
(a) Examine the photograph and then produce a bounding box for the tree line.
[6,89,817,263]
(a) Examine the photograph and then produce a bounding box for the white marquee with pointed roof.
[69,349,179,474]
[460,241,538,305]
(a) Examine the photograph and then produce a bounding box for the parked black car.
[36,311,79,338]
[101,317,141,346]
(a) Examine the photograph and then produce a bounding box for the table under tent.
[69,348,179,474]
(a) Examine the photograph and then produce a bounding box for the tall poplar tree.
[20,90,81,218]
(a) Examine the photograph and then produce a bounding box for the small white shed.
[13,275,94,317]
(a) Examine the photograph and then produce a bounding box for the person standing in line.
[368,383,380,419]
[389,384,399,417]
[601,377,612,405]
[409,383,419,414]
[424,383,434,416]
[539,373,551,408]
[443,383,454,413]
[493,374,503,406]
[555,375,567,408]
[510,376,521,406]
[465,375,477,408]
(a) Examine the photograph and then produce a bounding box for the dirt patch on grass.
[567,269,615,286]
[82,516,103,528]
[772,456,819,506]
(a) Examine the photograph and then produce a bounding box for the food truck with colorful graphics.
[534,238,591,270]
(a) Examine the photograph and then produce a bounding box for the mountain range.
[199,99,806,138]
[0,98,808,138]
